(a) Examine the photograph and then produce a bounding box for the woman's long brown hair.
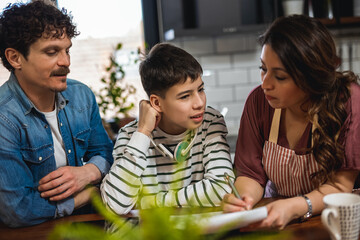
[259,15,359,187]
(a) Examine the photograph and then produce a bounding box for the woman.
[223,15,360,230]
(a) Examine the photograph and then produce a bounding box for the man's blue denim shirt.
[0,73,114,227]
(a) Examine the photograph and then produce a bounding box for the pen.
[224,172,242,200]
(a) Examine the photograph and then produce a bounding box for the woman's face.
[260,44,308,111]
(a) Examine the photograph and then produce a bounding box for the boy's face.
[156,76,206,135]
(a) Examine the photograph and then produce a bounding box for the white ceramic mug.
[321,193,360,240]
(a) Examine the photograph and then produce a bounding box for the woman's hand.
[222,193,255,212]
[241,197,305,231]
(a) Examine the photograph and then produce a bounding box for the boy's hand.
[74,186,99,209]
[222,193,253,212]
[137,100,161,136]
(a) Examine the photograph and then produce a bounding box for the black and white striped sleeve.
[100,130,150,215]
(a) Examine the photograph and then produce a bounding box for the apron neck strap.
[269,108,281,144]
[268,108,316,148]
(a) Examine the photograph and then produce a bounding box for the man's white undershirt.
[42,106,67,168]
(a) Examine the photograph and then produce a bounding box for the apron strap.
[269,108,281,143]
[269,108,317,147]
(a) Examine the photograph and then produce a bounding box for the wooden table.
[0,214,104,240]
[0,197,358,240]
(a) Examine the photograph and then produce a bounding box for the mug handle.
[321,208,341,240]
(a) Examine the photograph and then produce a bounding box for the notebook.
[170,206,268,234]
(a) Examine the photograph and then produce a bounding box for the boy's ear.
[149,94,163,113]
[5,48,23,70]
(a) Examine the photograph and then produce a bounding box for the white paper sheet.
[171,206,268,234]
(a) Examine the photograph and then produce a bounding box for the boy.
[101,43,233,214]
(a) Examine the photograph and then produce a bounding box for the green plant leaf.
[116,43,123,50]
[95,42,138,126]
[49,222,116,240]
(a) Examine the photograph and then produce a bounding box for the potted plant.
[96,43,140,140]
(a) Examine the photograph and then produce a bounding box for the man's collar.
[8,72,35,115]
[56,92,68,110]
[8,72,69,114]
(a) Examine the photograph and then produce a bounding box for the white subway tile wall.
[171,34,360,138]
[183,39,215,55]
[218,69,248,85]
[202,72,217,87]
[206,87,234,104]
[200,55,232,70]
[216,34,258,53]
[0,33,359,140]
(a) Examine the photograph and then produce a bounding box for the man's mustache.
[50,67,70,77]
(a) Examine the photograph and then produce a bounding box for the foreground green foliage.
[49,192,207,240]
[49,192,292,240]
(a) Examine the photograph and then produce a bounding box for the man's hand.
[137,100,161,136]
[38,163,101,201]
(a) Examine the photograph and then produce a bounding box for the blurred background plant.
[96,43,140,140]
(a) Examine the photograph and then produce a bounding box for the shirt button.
[60,123,63,126]
[39,157,42,161]
[68,149,71,154]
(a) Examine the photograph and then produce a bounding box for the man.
[0,1,113,227]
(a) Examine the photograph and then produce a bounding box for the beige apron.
[262,108,321,197]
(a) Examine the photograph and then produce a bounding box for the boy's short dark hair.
[0,1,79,71]
[139,43,203,98]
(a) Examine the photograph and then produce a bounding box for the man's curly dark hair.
[0,1,79,71]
